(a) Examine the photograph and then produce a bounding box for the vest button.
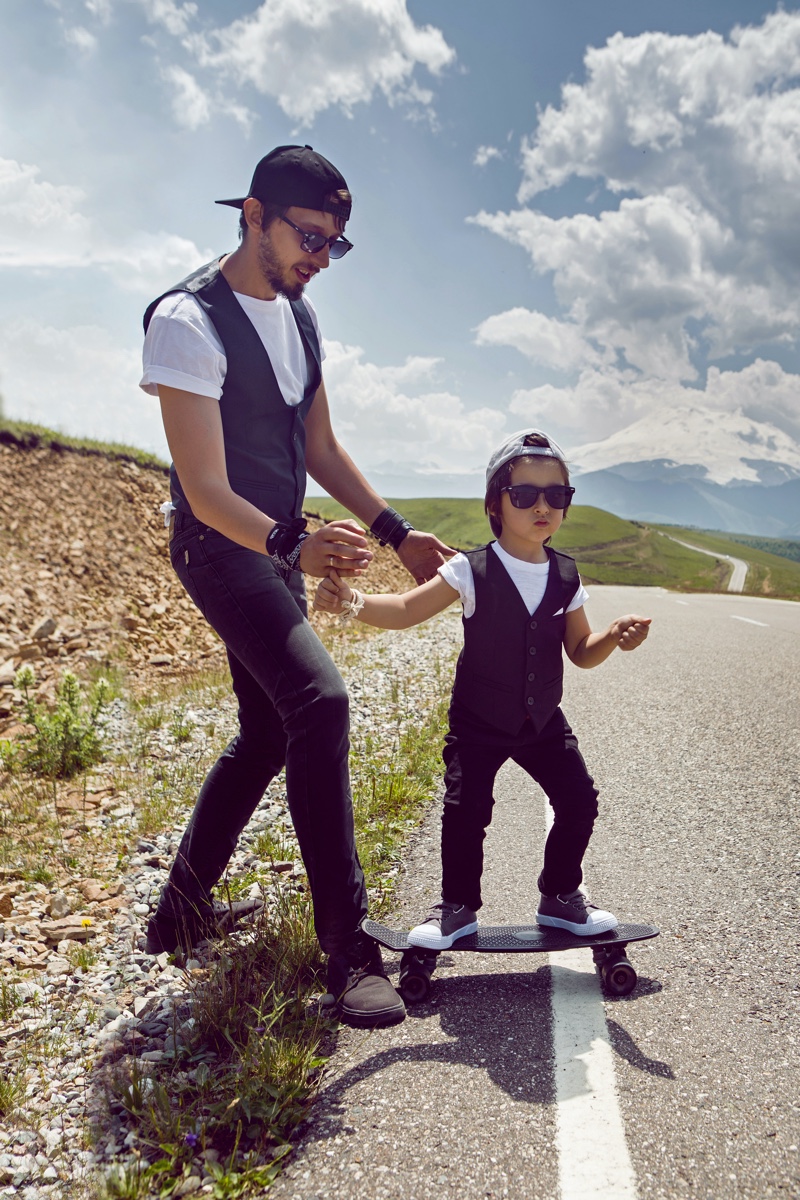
[527,696,534,705]
[530,621,537,629]
[528,673,535,681]
[529,646,536,655]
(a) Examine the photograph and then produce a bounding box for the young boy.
[314,429,651,951]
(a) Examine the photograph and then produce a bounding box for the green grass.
[652,525,800,601]
[305,495,493,550]
[0,418,168,472]
[722,534,800,563]
[307,495,800,599]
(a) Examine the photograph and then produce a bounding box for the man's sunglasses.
[502,484,575,509]
[280,216,353,259]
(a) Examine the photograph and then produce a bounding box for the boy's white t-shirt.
[139,288,324,406]
[438,541,589,619]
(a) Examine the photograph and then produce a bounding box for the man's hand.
[299,519,373,579]
[397,530,455,585]
[313,570,352,614]
[610,615,652,651]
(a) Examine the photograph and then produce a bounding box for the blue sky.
[1,0,799,495]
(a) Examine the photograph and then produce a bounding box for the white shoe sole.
[537,913,618,936]
[407,920,478,950]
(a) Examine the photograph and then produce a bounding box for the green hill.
[307,496,800,600]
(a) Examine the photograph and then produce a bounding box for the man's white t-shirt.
[139,287,324,405]
[438,541,589,619]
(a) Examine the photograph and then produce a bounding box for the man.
[140,144,452,1028]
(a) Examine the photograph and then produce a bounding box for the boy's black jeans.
[440,703,600,911]
[154,512,367,955]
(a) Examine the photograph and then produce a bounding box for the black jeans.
[157,512,367,955]
[440,702,599,910]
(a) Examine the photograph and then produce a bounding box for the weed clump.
[1,666,109,779]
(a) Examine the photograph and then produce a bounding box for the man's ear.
[242,197,264,235]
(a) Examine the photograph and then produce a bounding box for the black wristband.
[266,519,309,572]
[369,506,414,551]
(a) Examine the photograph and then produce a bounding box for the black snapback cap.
[216,144,351,221]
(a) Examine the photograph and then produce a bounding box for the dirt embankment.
[0,441,410,733]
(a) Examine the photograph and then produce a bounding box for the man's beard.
[257,231,305,301]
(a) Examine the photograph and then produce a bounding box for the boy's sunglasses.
[280,215,353,259]
[502,484,575,510]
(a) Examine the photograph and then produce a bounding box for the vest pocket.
[468,671,514,694]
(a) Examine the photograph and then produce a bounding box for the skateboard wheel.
[399,969,431,1005]
[601,960,637,996]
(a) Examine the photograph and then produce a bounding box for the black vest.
[451,544,580,735]
[143,257,322,524]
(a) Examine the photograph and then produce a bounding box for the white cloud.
[508,358,800,445]
[0,157,209,292]
[0,320,168,458]
[162,65,211,129]
[322,339,507,480]
[139,0,197,36]
[85,0,113,23]
[475,11,800,389]
[0,158,92,268]
[474,307,604,373]
[160,65,255,133]
[186,0,456,126]
[474,145,502,168]
[64,24,98,53]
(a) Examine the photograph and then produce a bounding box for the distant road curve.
[661,533,748,592]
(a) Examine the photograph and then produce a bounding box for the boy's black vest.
[451,544,580,735]
[143,257,322,524]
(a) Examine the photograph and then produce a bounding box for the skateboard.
[363,918,659,1002]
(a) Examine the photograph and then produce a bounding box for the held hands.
[609,615,652,651]
[313,569,353,615]
[299,519,373,579]
[397,530,455,586]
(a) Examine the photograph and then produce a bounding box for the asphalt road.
[271,587,799,1200]
[664,535,749,592]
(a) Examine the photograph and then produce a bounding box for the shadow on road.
[305,964,674,1151]
[607,1018,675,1079]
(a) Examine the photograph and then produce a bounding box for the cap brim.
[215,197,246,208]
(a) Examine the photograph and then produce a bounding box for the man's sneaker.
[407,901,478,950]
[537,888,618,936]
[144,897,265,955]
[324,931,405,1028]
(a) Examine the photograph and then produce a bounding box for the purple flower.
[184,1132,199,1149]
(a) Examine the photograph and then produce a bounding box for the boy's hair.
[484,431,571,539]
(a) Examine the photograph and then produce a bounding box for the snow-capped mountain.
[567,406,800,536]
[570,406,800,486]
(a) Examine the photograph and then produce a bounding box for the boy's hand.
[610,615,651,651]
[313,569,353,615]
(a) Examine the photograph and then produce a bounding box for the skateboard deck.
[363,918,659,1000]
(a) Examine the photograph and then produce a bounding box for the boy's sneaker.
[324,931,406,1029]
[144,897,265,955]
[537,888,618,936]
[407,901,478,950]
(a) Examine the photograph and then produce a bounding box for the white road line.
[545,804,637,1199]
[730,615,769,627]
[551,956,638,1200]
